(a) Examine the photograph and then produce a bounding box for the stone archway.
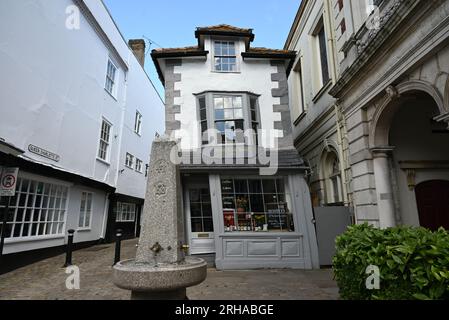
[370,82,449,229]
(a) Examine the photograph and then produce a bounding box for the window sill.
[312,79,332,103]
[219,232,304,238]
[125,165,133,169]
[96,157,111,166]
[116,220,135,223]
[135,170,143,174]
[77,227,92,232]
[211,70,241,74]
[293,112,307,126]
[134,132,142,137]
[104,88,118,101]
[4,234,65,244]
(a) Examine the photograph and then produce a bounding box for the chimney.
[128,39,146,67]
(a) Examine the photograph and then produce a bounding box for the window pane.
[203,218,214,232]
[248,180,262,193]
[234,180,248,194]
[250,194,264,212]
[262,180,276,194]
[191,218,203,232]
[221,179,234,194]
[200,108,207,121]
[214,97,224,109]
[215,109,224,120]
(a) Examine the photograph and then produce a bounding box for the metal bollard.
[63,229,75,267]
[113,229,123,266]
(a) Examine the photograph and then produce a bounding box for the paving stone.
[0,240,339,300]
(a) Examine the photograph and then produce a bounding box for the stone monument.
[112,135,207,300]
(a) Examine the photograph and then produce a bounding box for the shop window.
[115,202,136,222]
[0,177,68,239]
[220,178,294,232]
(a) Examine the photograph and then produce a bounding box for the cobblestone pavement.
[0,240,339,300]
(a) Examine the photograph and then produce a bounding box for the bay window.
[197,92,260,146]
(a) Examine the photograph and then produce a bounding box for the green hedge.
[332,224,449,300]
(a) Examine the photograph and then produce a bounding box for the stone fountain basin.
[112,257,207,292]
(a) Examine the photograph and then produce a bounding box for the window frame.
[212,40,238,73]
[105,58,118,98]
[196,92,260,147]
[291,56,306,122]
[125,153,134,169]
[97,118,112,163]
[0,176,69,241]
[134,110,142,136]
[115,202,136,222]
[135,158,143,173]
[219,177,295,233]
[310,17,331,92]
[78,191,93,230]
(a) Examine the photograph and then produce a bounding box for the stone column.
[371,147,396,228]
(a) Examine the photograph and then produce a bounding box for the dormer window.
[213,41,237,72]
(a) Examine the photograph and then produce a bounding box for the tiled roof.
[196,24,253,34]
[247,47,295,55]
[153,46,200,53]
[195,24,255,41]
[179,148,306,171]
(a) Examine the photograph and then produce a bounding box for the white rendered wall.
[0,0,125,187]
[174,37,281,150]
[115,56,165,198]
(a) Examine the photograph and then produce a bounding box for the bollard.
[113,229,123,266]
[63,229,75,267]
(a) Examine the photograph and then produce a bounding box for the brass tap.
[181,244,189,254]
[150,242,163,254]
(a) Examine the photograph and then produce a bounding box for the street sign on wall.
[0,167,19,197]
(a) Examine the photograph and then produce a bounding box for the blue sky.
[103,0,301,98]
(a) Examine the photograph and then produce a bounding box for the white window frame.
[78,191,93,230]
[310,16,331,93]
[135,158,143,173]
[105,58,118,98]
[212,40,238,72]
[97,118,112,163]
[134,111,142,136]
[291,56,306,121]
[0,176,69,241]
[116,202,136,222]
[125,153,134,168]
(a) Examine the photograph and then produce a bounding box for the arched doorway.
[371,83,449,229]
[415,180,449,231]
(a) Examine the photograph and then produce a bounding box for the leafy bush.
[333,224,449,300]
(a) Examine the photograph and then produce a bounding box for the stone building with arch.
[286,0,449,252]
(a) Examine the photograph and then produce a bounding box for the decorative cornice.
[329,0,423,97]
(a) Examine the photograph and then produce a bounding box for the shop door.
[415,180,449,231]
[185,185,215,254]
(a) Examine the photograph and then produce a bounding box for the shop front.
[182,170,319,270]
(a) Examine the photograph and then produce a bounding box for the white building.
[0,0,164,259]
[152,25,319,270]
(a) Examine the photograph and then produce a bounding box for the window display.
[221,178,295,232]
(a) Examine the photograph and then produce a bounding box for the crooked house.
[151,25,320,270]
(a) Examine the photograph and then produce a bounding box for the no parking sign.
[0,167,19,197]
